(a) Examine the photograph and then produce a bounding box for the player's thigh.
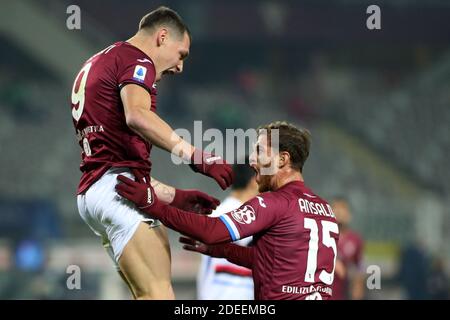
[118,222,174,299]
[118,270,136,300]
[83,168,158,259]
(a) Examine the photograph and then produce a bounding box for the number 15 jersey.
[219,181,340,299]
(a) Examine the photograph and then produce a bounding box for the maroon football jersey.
[331,229,364,300]
[70,42,157,194]
[219,181,339,300]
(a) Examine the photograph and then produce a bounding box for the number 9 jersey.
[70,42,157,194]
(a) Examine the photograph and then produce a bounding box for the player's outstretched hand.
[116,175,160,211]
[189,149,234,190]
[179,236,220,257]
[171,189,220,215]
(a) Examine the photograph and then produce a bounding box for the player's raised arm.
[120,84,233,190]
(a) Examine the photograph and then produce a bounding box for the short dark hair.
[139,6,191,41]
[257,121,311,173]
[232,158,254,190]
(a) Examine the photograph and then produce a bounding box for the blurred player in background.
[70,6,232,299]
[197,162,258,300]
[331,197,365,300]
[116,121,340,300]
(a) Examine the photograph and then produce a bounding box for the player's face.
[249,133,277,193]
[157,31,190,81]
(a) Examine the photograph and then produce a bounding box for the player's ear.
[156,28,169,46]
[278,151,290,168]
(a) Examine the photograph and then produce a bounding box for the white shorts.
[77,167,160,270]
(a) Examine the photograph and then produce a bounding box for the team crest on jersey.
[231,205,256,225]
[133,65,147,82]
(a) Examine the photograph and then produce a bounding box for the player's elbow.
[125,110,145,132]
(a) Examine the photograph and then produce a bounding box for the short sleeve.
[117,54,156,93]
[219,193,285,241]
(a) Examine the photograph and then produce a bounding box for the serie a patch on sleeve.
[133,65,147,82]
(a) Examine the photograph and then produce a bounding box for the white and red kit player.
[197,163,258,300]
[70,7,233,299]
[117,122,340,300]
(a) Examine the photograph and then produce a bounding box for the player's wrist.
[137,185,161,211]
[139,195,166,217]
[170,188,185,208]
[181,142,196,162]
[190,148,203,163]
[208,244,228,258]
[189,148,204,172]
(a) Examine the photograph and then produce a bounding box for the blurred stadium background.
[0,0,449,299]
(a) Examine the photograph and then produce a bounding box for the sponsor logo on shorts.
[231,205,256,224]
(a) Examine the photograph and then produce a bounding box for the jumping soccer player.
[70,6,233,299]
